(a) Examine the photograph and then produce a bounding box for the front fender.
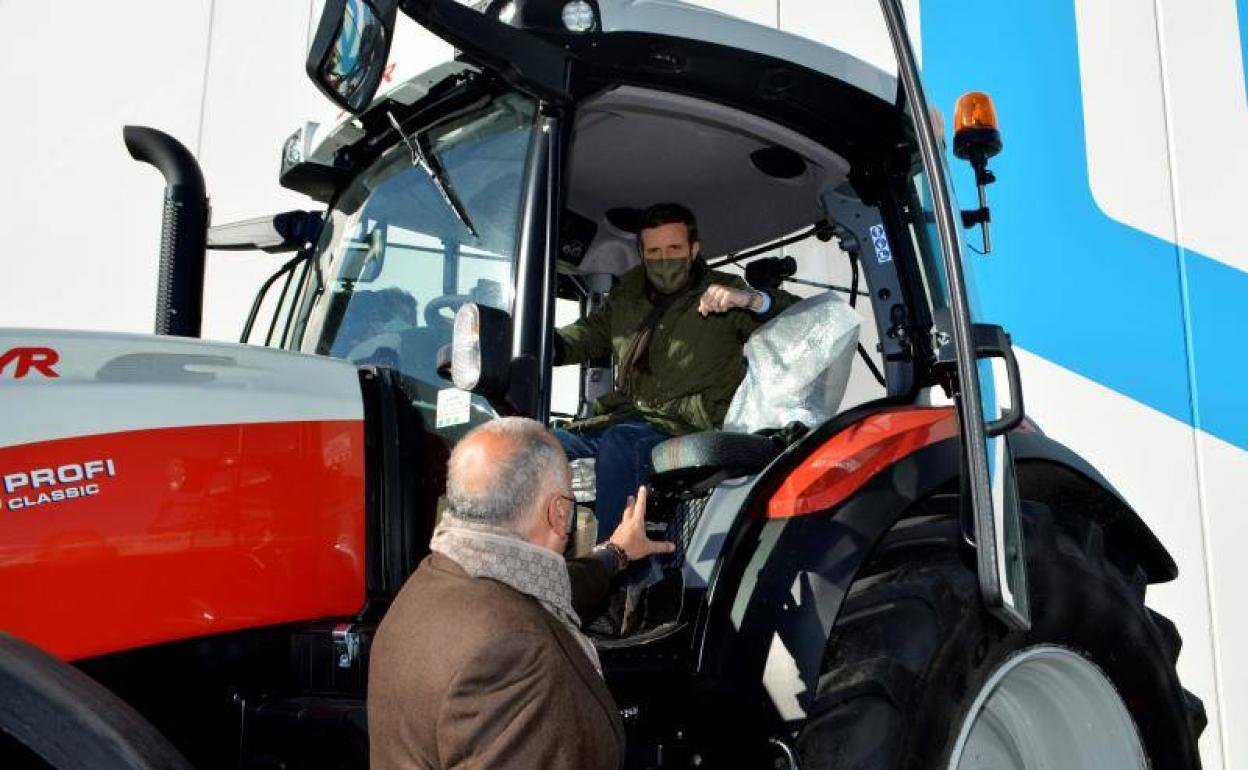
[1009,430,1178,583]
[695,438,961,731]
[693,426,1179,738]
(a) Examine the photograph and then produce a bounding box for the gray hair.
[445,417,566,530]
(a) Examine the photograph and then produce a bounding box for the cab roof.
[595,0,898,103]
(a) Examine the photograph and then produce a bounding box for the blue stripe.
[1238,0,1248,101]
[1187,256,1248,445]
[921,0,1248,451]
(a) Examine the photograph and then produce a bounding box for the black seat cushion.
[649,431,782,493]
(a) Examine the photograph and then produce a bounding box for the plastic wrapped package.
[723,291,861,434]
[570,457,597,502]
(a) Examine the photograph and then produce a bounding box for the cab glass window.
[289,92,537,440]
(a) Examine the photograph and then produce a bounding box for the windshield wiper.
[387,111,479,240]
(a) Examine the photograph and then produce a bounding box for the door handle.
[973,324,1025,437]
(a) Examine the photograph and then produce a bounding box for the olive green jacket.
[557,261,799,435]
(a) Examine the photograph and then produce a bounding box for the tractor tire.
[794,501,1205,770]
[0,633,192,770]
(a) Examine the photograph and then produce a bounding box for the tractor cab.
[224,0,1038,757]
[255,0,1028,637]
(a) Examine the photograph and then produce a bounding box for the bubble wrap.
[724,291,861,433]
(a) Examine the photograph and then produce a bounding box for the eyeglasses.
[555,493,578,534]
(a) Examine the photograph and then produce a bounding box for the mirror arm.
[504,355,540,417]
[436,352,538,417]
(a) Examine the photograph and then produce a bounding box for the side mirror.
[449,303,540,416]
[339,227,387,282]
[306,0,398,114]
[451,303,513,398]
[953,91,1002,253]
[207,211,323,253]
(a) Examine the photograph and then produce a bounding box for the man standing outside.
[554,203,798,535]
[368,417,674,770]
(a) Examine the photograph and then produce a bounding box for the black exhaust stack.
[123,126,209,338]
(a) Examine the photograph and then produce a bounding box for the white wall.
[1070,0,1248,762]
[0,0,450,342]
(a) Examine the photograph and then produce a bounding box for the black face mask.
[644,257,693,294]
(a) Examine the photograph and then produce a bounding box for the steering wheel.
[344,329,405,366]
[424,294,471,330]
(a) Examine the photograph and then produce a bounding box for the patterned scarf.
[430,513,602,675]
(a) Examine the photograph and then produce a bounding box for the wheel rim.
[948,645,1147,770]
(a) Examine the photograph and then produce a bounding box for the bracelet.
[597,541,629,573]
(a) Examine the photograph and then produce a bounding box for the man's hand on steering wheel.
[606,485,675,562]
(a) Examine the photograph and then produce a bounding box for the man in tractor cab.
[554,203,800,535]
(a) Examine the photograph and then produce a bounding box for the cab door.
[879,0,1031,630]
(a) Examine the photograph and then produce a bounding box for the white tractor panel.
[0,329,363,448]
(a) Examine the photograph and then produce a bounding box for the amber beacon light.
[951,91,1002,252]
[953,91,1001,159]
[954,91,999,132]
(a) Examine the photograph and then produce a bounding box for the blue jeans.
[555,419,673,537]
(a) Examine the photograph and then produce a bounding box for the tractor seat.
[647,293,858,495]
[649,431,784,494]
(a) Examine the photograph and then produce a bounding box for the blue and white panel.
[921,1,1248,765]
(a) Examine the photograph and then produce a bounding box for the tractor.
[0,0,1205,768]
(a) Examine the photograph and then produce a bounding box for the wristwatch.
[593,542,629,575]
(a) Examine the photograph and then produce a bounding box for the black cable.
[566,274,589,299]
[265,266,297,346]
[706,222,829,270]
[845,244,885,387]
[857,343,887,387]
[715,219,886,388]
[240,253,304,343]
[785,276,870,296]
[848,250,860,308]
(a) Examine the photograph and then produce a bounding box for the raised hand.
[607,485,676,561]
[697,284,760,316]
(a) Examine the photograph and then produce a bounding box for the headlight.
[280,122,320,177]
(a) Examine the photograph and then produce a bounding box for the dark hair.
[637,202,699,248]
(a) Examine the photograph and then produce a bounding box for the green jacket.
[556,261,799,435]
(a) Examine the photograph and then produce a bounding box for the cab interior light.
[561,0,596,33]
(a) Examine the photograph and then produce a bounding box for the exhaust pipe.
[123,126,209,338]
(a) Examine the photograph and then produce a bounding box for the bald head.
[445,417,569,534]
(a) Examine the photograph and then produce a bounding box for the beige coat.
[368,553,625,769]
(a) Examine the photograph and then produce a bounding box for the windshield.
[289,91,537,440]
